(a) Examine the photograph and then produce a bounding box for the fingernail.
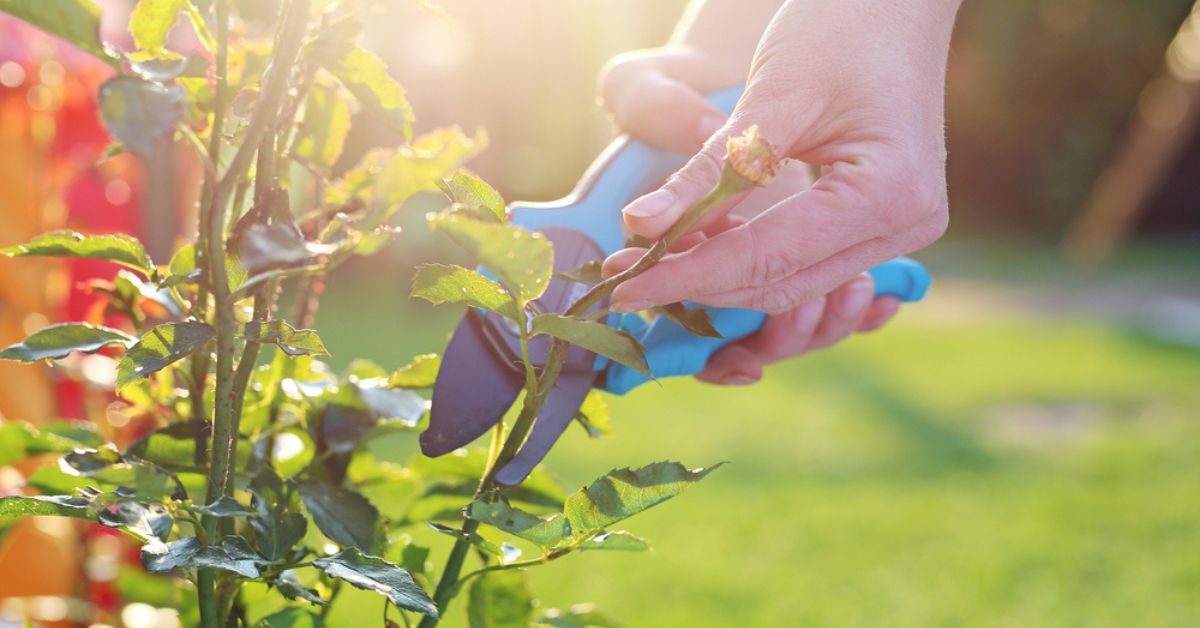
[623,189,675,219]
[838,276,874,319]
[720,372,758,386]
[613,299,652,313]
[696,114,724,144]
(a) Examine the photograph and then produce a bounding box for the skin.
[597,0,960,385]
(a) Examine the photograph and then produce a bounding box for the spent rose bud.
[725,125,782,186]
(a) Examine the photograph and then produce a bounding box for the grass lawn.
[312,255,1200,627]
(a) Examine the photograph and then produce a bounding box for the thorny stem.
[195,1,230,625]
[421,156,763,626]
[199,1,308,626]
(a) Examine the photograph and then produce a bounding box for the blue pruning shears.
[422,86,931,485]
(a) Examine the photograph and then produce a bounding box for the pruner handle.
[602,257,931,395]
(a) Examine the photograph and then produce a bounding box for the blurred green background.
[301,0,1200,625]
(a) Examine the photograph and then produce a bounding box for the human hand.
[604,0,955,322]
[598,42,907,385]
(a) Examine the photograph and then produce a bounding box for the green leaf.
[97,500,173,541]
[142,535,266,579]
[536,605,622,628]
[467,571,534,628]
[655,303,722,338]
[312,548,438,618]
[411,264,518,320]
[387,354,440,389]
[298,481,381,553]
[262,607,323,628]
[408,449,566,508]
[374,128,486,217]
[117,321,215,388]
[563,462,721,534]
[428,214,552,306]
[0,421,103,466]
[98,76,184,154]
[441,171,506,222]
[2,230,155,274]
[469,500,570,549]
[250,468,307,561]
[0,0,114,64]
[531,314,649,377]
[239,223,337,274]
[0,495,93,521]
[274,570,326,607]
[574,390,610,439]
[425,522,504,559]
[293,82,352,169]
[245,321,330,357]
[62,446,123,474]
[0,323,135,363]
[128,0,186,55]
[306,19,413,139]
[576,531,649,553]
[124,420,210,471]
[195,496,255,518]
[554,261,603,286]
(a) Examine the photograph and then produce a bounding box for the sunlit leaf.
[293,82,352,169]
[313,548,437,618]
[469,499,570,549]
[467,571,534,628]
[411,264,518,320]
[305,18,412,138]
[387,354,440,389]
[531,314,649,377]
[563,461,722,534]
[0,495,93,521]
[428,214,552,306]
[245,320,330,357]
[117,321,215,388]
[576,530,649,553]
[574,390,610,439]
[0,0,114,64]
[0,421,103,466]
[239,223,337,274]
[0,323,135,363]
[2,230,155,274]
[98,77,184,154]
[554,261,602,287]
[128,0,186,55]
[655,303,722,338]
[372,128,486,221]
[441,171,506,222]
[298,480,380,552]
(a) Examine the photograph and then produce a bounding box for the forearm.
[669,0,784,83]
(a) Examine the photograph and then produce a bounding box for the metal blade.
[494,369,599,486]
[421,312,524,457]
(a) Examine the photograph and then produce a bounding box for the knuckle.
[667,149,724,193]
[869,156,948,233]
[749,281,806,316]
[744,227,799,286]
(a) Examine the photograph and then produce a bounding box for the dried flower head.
[725,125,782,186]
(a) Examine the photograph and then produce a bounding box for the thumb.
[622,124,749,240]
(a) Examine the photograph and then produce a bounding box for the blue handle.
[507,86,931,395]
[603,257,930,394]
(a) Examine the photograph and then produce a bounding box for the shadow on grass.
[825,357,997,478]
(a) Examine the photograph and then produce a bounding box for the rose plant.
[0,1,777,626]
